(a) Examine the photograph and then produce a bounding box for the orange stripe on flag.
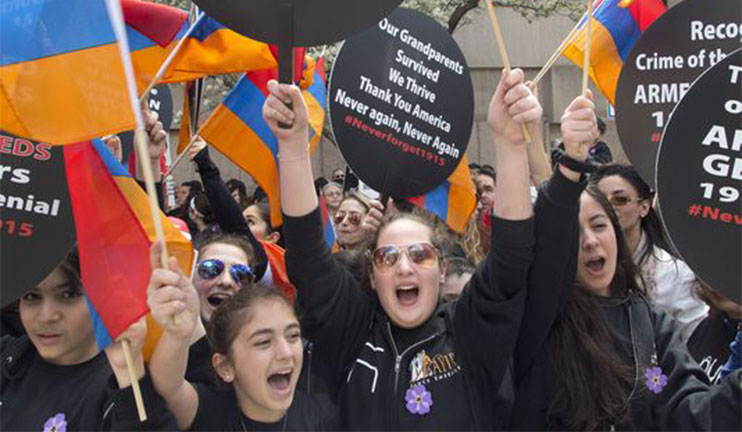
[562,19,623,105]
[0,44,135,144]
[200,105,282,227]
[446,156,477,234]
[162,29,277,83]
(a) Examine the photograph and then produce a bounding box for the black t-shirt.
[191,382,330,431]
[687,311,738,385]
[1,350,112,431]
[186,336,216,385]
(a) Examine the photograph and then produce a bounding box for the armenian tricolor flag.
[199,54,327,228]
[123,0,189,93]
[64,139,193,356]
[562,0,666,105]
[0,0,135,144]
[407,156,477,234]
[125,2,277,93]
[161,15,277,85]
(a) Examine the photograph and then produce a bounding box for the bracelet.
[553,148,597,174]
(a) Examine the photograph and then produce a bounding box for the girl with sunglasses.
[147,251,331,430]
[511,101,742,430]
[263,70,540,429]
[1,248,177,431]
[590,164,708,339]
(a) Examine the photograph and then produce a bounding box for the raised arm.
[515,93,598,381]
[454,69,539,388]
[190,138,269,280]
[147,245,201,430]
[263,82,375,385]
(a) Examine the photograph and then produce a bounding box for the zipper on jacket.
[626,297,640,403]
[386,322,441,392]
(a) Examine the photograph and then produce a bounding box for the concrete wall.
[167,1,685,188]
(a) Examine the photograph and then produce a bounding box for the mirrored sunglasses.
[197,259,254,284]
[371,243,439,270]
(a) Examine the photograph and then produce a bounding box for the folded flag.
[123,0,189,93]
[561,0,666,105]
[0,0,135,144]
[199,54,327,228]
[407,156,476,234]
[64,139,193,357]
[261,240,296,301]
[161,14,277,85]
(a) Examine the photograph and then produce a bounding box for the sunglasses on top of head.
[197,259,254,284]
[371,242,439,271]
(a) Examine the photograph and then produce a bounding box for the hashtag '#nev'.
[688,204,702,217]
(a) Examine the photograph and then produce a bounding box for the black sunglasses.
[197,259,254,284]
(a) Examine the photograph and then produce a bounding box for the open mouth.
[207,292,231,307]
[36,333,61,344]
[586,257,605,273]
[267,371,293,393]
[396,285,419,306]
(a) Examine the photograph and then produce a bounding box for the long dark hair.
[590,164,675,265]
[548,187,645,430]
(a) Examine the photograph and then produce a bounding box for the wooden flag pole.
[133,129,169,270]
[483,0,532,143]
[122,340,147,422]
[163,133,201,178]
[582,0,593,96]
[138,12,205,104]
[532,18,583,86]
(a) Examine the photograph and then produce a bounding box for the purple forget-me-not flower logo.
[645,366,668,394]
[43,413,67,432]
[405,384,433,415]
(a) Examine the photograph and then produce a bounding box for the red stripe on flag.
[64,141,151,341]
[122,0,188,47]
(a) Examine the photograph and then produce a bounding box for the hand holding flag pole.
[106,0,178,419]
[483,0,532,144]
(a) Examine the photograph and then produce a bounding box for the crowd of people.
[1,68,740,431]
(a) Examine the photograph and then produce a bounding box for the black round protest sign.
[656,48,742,303]
[615,0,741,188]
[0,133,76,306]
[329,8,473,198]
[121,84,173,164]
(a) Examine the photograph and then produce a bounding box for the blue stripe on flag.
[223,77,279,157]
[594,0,640,60]
[85,296,112,350]
[425,182,450,222]
[92,139,131,177]
[1,0,116,66]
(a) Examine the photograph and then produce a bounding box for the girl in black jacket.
[263,70,542,430]
[147,249,330,430]
[511,96,742,430]
[0,248,176,431]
